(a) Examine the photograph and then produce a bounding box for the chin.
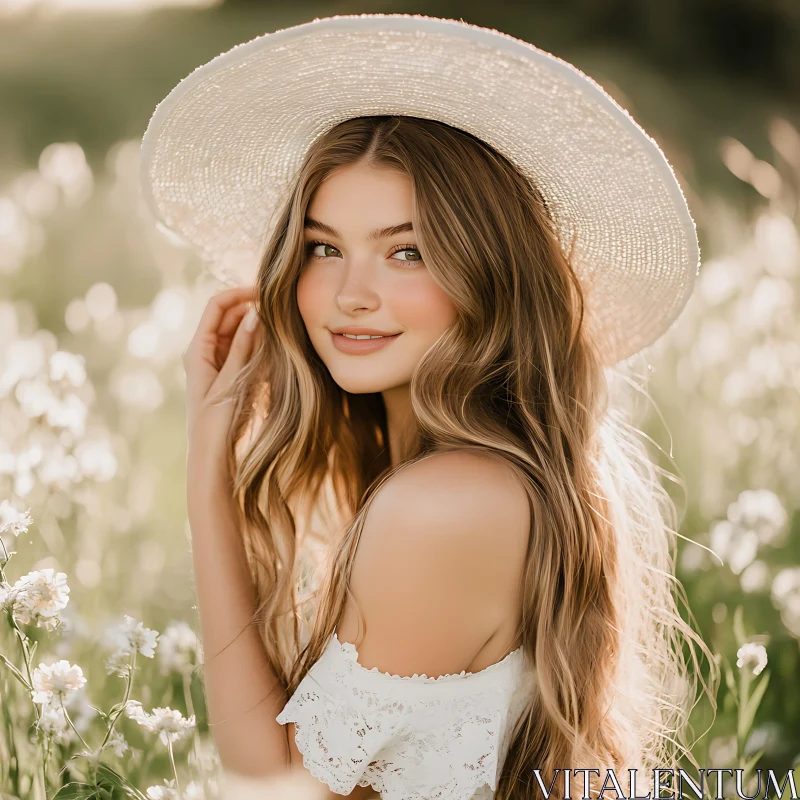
[331,377,394,395]
[327,367,408,395]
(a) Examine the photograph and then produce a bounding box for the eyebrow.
[304,217,413,241]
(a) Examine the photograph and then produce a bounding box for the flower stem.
[9,618,42,724]
[93,649,138,782]
[58,694,91,753]
[181,670,195,719]
[737,666,751,763]
[182,670,204,772]
[0,535,11,569]
[42,737,51,799]
[168,739,182,798]
[0,652,32,691]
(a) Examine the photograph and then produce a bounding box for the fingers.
[213,301,252,369]
[215,302,261,390]
[198,286,256,337]
[217,299,253,340]
[183,286,256,371]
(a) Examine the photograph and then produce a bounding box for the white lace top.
[275,631,529,799]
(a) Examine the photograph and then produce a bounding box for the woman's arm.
[182,286,293,779]
[187,451,289,777]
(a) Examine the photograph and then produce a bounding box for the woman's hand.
[182,285,260,478]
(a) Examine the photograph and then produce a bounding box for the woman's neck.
[381,383,416,468]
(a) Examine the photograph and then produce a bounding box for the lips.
[330,330,402,354]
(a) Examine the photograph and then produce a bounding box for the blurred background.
[1,1,799,797]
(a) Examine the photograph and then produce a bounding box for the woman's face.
[296,162,457,394]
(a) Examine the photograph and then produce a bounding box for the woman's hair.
[222,116,718,798]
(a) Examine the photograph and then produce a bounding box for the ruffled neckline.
[331,632,523,684]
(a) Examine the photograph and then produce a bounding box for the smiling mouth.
[339,333,395,340]
[329,331,402,353]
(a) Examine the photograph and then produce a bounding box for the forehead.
[306,164,414,233]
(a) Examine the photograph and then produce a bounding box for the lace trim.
[283,699,506,799]
[277,685,408,795]
[333,632,523,683]
[277,634,526,798]
[355,708,506,800]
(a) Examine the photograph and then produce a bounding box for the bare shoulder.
[338,449,530,678]
[371,448,530,543]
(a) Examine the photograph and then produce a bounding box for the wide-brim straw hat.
[139,13,700,365]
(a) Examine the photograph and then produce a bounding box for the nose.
[335,258,380,314]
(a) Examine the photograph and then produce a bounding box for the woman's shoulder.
[374,448,531,539]
[338,448,529,680]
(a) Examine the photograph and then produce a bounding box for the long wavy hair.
[221,115,718,798]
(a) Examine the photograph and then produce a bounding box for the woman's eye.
[391,247,423,265]
[307,242,340,259]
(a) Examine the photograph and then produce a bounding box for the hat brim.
[139,13,699,365]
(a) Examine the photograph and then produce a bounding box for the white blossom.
[35,686,97,744]
[102,615,159,674]
[49,351,87,387]
[1,568,70,630]
[146,782,177,800]
[36,701,75,745]
[157,620,201,675]
[710,519,758,575]
[45,393,87,437]
[125,700,195,746]
[15,378,56,419]
[736,642,768,676]
[727,489,789,547]
[771,567,800,638]
[31,660,86,705]
[0,499,33,537]
[145,779,204,800]
[101,729,129,759]
[739,560,771,594]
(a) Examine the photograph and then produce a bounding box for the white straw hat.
[139,13,700,365]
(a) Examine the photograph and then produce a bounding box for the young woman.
[141,15,717,800]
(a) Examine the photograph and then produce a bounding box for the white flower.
[45,393,87,437]
[146,780,178,800]
[124,700,195,746]
[15,378,57,419]
[736,642,768,676]
[184,781,205,799]
[740,560,771,594]
[2,568,70,631]
[31,660,86,704]
[727,489,788,547]
[103,615,159,673]
[145,779,204,800]
[35,686,97,745]
[157,621,201,675]
[99,729,129,759]
[710,519,758,575]
[124,699,148,724]
[49,351,87,387]
[0,499,33,537]
[771,567,800,638]
[36,701,75,746]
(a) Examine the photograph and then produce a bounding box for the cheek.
[295,269,326,326]
[390,275,456,334]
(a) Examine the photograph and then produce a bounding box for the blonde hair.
[223,116,718,798]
